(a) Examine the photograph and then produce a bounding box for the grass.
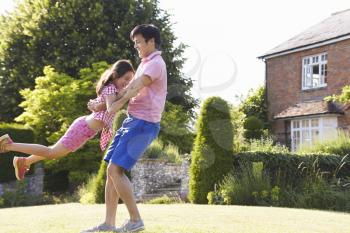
[0,203,350,233]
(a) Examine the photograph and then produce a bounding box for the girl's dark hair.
[96,60,134,95]
[130,24,161,49]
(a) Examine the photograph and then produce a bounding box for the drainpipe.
[264,59,269,127]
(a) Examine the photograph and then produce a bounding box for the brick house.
[258,9,350,151]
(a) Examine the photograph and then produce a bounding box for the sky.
[1,0,350,105]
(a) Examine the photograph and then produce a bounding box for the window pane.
[321,117,338,141]
[302,119,309,127]
[293,120,300,128]
[323,128,337,140]
[302,129,311,145]
[312,65,320,87]
[302,53,327,89]
[311,118,319,127]
[292,130,300,151]
[323,117,337,128]
[311,129,320,142]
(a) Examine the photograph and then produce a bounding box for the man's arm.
[107,74,152,114]
[87,89,127,112]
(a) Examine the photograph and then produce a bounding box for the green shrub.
[144,139,164,159]
[0,123,35,182]
[1,181,28,207]
[159,102,195,154]
[145,195,183,204]
[189,97,234,204]
[77,174,99,204]
[144,139,183,164]
[230,105,245,152]
[163,144,182,164]
[243,116,264,140]
[293,155,350,211]
[0,181,51,208]
[0,197,4,208]
[113,109,128,132]
[245,137,289,153]
[224,152,350,211]
[217,162,273,205]
[91,160,108,204]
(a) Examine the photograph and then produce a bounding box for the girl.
[0,60,134,181]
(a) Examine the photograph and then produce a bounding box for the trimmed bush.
[91,161,108,204]
[0,123,35,182]
[243,115,264,140]
[189,97,234,204]
[233,152,350,187]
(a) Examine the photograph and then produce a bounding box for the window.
[302,53,327,90]
[291,116,337,151]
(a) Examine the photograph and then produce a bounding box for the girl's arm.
[87,100,106,112]
[107,74,152,114]
[87,90,126,112]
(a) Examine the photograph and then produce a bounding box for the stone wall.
[0,159,191,203]
[130,159,190,201]
[0,164,44,197]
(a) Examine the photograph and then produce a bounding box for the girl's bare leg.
[6,141,71,162]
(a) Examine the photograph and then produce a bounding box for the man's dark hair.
[130,24,161,48]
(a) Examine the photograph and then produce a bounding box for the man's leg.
[80,173,119,233]
[107,163,141,222]
[104,173,120,227]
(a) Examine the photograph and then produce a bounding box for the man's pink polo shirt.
[128,51,167,123]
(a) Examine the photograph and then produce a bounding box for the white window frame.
[291,116,337,151]
[302,53,328,90]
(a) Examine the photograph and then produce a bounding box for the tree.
[230,105,245,152]
[325,85,350,104]
[189,97,234,204]
[0,0,197,121]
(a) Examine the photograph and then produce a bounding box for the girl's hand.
[88,100,107,112]
[87,100,99,112]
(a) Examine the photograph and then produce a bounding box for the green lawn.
[0,203,349,233]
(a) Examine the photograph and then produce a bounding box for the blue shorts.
[104,115,160,170]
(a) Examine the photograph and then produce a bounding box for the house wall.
[266,39,350,143]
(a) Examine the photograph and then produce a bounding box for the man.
[82,24,167,233]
